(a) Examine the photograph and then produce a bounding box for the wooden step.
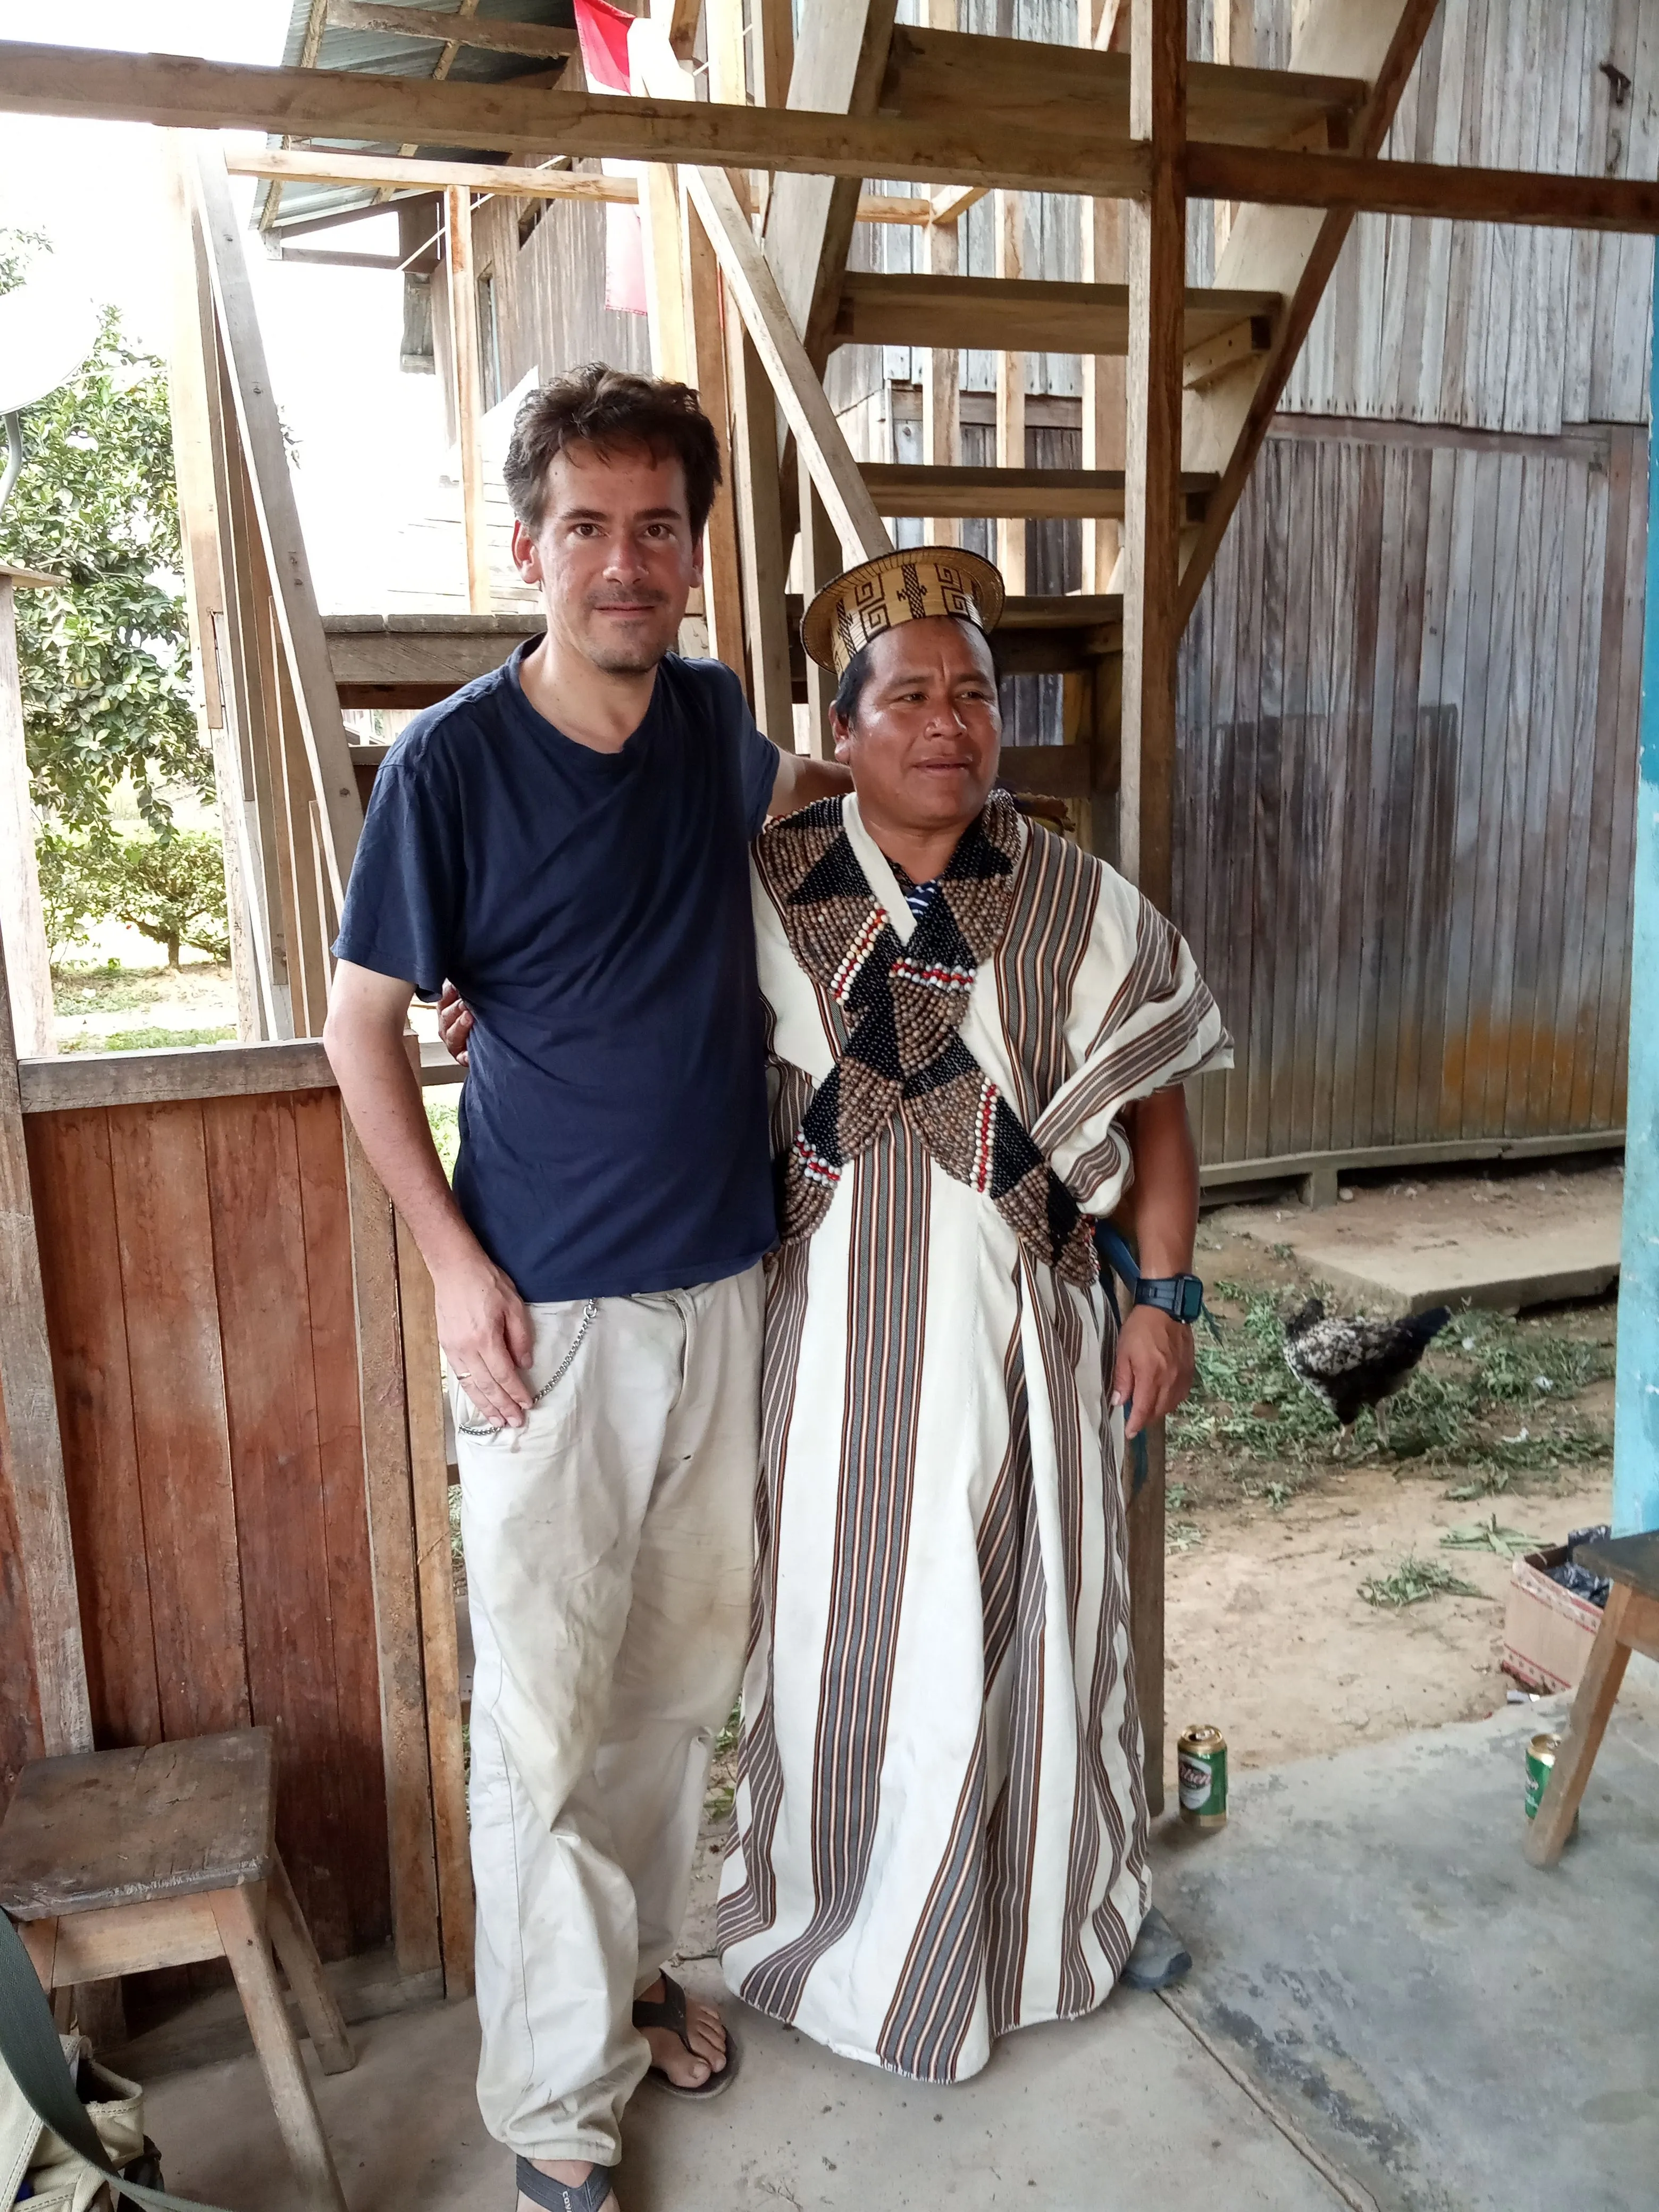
[835,273,1277,363]
[861,464,1215,523]
[882,27,1367,150]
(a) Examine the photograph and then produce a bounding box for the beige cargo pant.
[452,1265,761,2169]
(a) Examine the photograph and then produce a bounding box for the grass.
[426,1097,460,1180]
[62,1023,236,1053]
[1170,1281,1614,1474]
[1359,1556,1484,1608]
[53,958,230,1013]
[1166,1520,1205,1553]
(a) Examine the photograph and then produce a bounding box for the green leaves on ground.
[1170,1281,1612,1472]
[1359,1557,1483,1608]
[1439,1515,1544,1558]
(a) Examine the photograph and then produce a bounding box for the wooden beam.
[1176,0,1440,632]
[681,163,890,563]
[637,165,691,385]
[228,147,933,227]
[881,24,1365,148]
[994,192,1026,593]
[445,187,491,615]
[0,925,92,1757]
[326,2,576,63]
[760,0,899,371]
[651,0,702,64]
[833,272,1279,357]
[0,38,1152,196]
[684,197,745,676]
[192,145,364,919]
[861,463,1213,520]
[1189,142,1659,234]
[0,582,55,1061]
[1119,0,1184,914]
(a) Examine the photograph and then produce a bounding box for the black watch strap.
[1133,1273,1204,1325]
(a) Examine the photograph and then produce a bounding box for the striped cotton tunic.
[717,794,1230,2083]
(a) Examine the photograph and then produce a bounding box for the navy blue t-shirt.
[333,647,780,1302]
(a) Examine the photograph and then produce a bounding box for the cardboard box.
[1502,1545,1604,1692]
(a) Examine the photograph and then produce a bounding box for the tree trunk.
[167,934,180,968]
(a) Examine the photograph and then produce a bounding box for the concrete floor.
[1153,1689,1659,2212]
[139,1963,1348,2211]
[130,1679,1657,2212]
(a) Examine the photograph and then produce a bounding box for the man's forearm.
[327,1017,479,1272]
[1119,1086,1199,1275]
[769,747,852,814]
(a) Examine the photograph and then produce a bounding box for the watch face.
[1179,1277,1205,1322]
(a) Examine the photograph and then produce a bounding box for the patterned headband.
[800,546,1007,677]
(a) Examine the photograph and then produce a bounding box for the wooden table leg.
[210,1884,348,2212]
[15,1915,69,2024]
[266,1854,356,2076]
[1526,1585,1633,1869]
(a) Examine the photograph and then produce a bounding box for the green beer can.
[1525,1731,1577,1835]
[1178,1724,1228,1829]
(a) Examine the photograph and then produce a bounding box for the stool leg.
[210,1884,348,2212]
[267,1854,355,2075]
[16,1918,69,2027]
[1526,1584,1632,1869]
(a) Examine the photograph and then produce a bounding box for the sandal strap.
[631,1972,688,2040]
[515,2156,616,2212]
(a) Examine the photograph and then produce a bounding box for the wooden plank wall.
[1176,416,1646,1164]
[18,1087,391,1964]
[1274,0,1659,433]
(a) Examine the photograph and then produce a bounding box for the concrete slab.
[1153,1695,1659,2212]
[1210,1162,1624,1313]
[136,1952,1350,2210]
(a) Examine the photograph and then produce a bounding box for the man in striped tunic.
[718,549,1230,2083]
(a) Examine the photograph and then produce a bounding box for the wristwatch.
[1133,1272,1205,1324]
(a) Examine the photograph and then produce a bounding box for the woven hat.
[800,545,1006,678]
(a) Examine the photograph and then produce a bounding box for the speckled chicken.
[1283,1298,1453,1452]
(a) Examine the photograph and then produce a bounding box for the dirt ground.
[1164,1163,1619,1782]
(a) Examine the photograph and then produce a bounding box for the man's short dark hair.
[503,363,723,538]
[831,616,998,726]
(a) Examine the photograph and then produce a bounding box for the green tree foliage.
[36,829,230,968]
[0,228,208,842]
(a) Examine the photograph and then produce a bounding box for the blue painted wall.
[1613,244,1659,1539]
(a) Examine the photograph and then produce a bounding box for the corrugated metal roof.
[255,2,580,237]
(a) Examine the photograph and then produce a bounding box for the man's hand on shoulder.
[769,747,852,817]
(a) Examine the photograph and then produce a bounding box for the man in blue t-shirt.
[324,366,848,2212]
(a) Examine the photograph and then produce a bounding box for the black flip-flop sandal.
[632,1971,740,2099]
[515,2155,618,2211]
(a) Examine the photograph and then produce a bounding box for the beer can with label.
[1177,1724,1228,1829]
[1524,1731,1577,1834]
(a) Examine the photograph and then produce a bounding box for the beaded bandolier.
[752,790,1099,1288]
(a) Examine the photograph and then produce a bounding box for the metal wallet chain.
[455,1298,599,1436]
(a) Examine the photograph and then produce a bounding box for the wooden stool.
[0,1728,354,2211]
[1526,1531,1659,1868]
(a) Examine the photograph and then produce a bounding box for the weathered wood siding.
[18,1088,391,1962]
[1177,419,1645,1166]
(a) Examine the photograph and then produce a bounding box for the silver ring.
[453,1369,472,1379]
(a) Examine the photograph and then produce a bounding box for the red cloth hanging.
[573,0,647,315]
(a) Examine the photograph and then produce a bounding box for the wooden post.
[0,572,57,1060]
[993,192,1027,593]
[726,307,795,745]
[341,1120,443,1982]
[798,449,839,758]
[1080,197,1127,593]
[445,186,492,616]
[1119,0,1185,913]
[393,1218,474,1999]
[920,0,960,547]
[638,162,691,385]
[0,921,91,1757]
[684,199,746,676]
